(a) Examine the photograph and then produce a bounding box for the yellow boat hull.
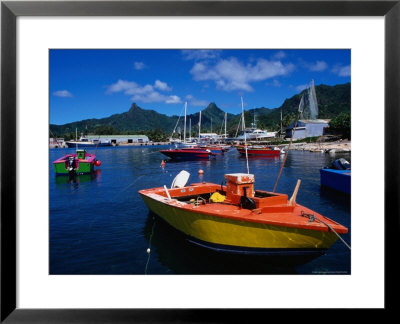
[141,195,339,253]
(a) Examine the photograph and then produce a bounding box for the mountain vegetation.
[50,83,351,141]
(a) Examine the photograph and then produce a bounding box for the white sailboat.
[235,109,277,141]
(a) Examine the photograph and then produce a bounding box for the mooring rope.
[301,211,351,250]
[144,217,156,274]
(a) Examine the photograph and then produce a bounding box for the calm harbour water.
[49,145,351,275]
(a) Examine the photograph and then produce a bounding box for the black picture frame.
[1,0,397,321]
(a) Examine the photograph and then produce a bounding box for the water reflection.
[54,169,102,185]
[142,213,325,275]
[319,186,351,206]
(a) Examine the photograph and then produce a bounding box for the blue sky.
[50,49,350,125]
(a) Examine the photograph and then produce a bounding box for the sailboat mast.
[224,112,227,139]
[280,108,283,138]
[189,118,191,142]
[198,110,202,142]
[75,128,78,150]
[183,101,187,143]
[241,97,249,174]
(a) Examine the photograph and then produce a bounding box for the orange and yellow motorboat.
[139,172,348,257]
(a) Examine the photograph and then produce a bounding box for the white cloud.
[332,64,351,77]
[295,83,309,92]
[106,79,181,104]
[190,57,294,92]
[165,95,182,104]
[134,62,146,70]
[272,51,286,60]
[53,90,73,97]
[106,80,137,94]
[154,80,172,91]
[185,94,209,107]
[307,60,328,72]
[181,50,221,61]
[266,79,282,87]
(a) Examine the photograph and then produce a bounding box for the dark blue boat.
[320,169,351,194]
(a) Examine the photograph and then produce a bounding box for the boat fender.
[171,170,190,188]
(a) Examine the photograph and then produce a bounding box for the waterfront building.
[49,137,65,148]
[285,119,330,140]
[86,135,150,145]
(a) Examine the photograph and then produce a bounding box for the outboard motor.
[331,158,351,170]
[67,156,77,179]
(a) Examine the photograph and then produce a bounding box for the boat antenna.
[272,94,304,192]
[241,96,249,174]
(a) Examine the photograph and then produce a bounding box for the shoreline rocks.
[279,140,351,153]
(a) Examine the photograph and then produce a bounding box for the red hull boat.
[236,145,281,156]
[160,148,216,160]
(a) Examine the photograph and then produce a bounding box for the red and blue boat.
[187,146,224,155]
[180,144,226,155]
[199,144,231,154]
[160,148,216,160]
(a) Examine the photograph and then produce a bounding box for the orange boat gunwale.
[138,182,348,234]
